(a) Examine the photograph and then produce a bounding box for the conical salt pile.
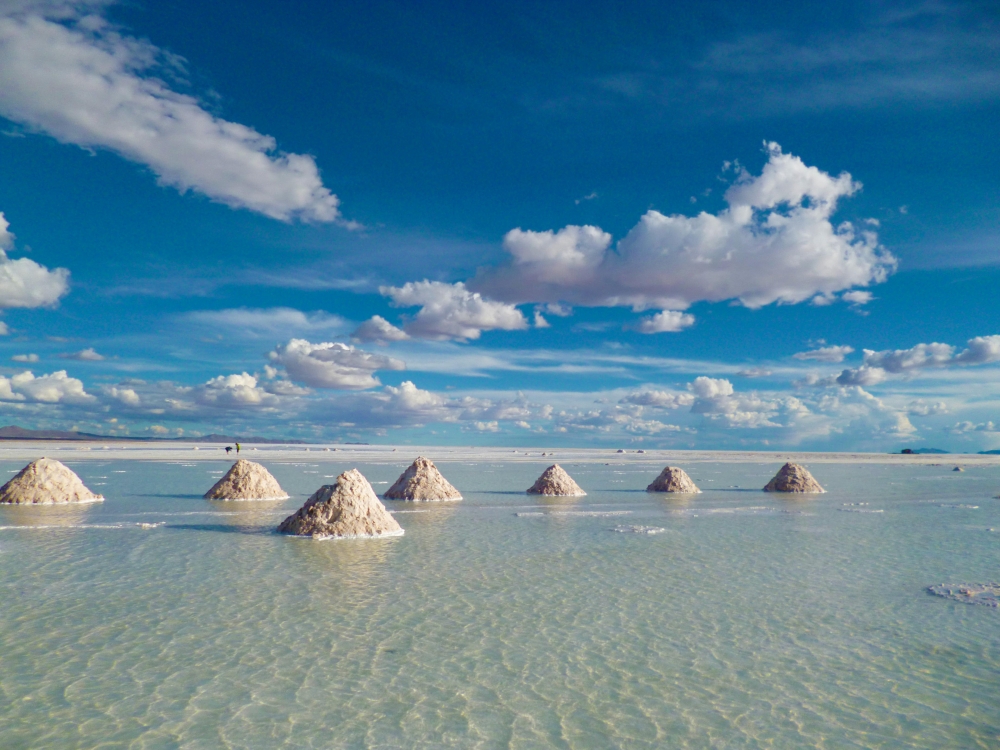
[204,459,288,501]
[646,466,701,493]
[0,458,104,505]
[383,457,462,501]
[763,463,825,493]
[526,464,586,496]
[277,469,403,538]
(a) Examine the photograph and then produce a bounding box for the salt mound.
[383,457,462,501]
[204,459,288,501]
[763,463,825,493]
[277,468,403,539]
[0,458,104,505]
[526,464,586,496]
[927,583,999,607]
[646,466,701,493]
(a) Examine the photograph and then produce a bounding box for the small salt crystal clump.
[0,458,103,505]
[646,466,700,493]
[526,464,586,496]
[204,459,288,500]
[278,469,403,539]
[763,463,825,493]
[383,457,461,501]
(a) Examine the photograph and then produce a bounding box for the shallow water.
[1,459,998,748]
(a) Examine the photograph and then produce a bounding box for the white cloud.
[619,389,695,409]
[268,338,405,389]
[0,321,8,335]
[474,143,894,313]
[194,373,278,408]
[863,342,954,373]
[532,310,550,328]
[105,385,139,405]
[0,6,345,223]
[59,347,103,361]
[380,281,528,341]
[953,335,1000,366]
[631,310,695,333]
[0,369,94,403]
[0,212,70,309]
[793,344,854,363]
[11,353,38,362]
[736,367,772,378]
[952,420,997,433]
[907,399,947,416]
[183,308,347,338]
[842,290,873,305]
[351,315,409,345]
[473,420,500,432]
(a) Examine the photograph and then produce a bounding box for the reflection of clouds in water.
[206,499,294,528]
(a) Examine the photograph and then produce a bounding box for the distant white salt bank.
[0,458,104,505]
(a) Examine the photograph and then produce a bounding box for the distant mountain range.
[0,425,307,444]
[978,449,1000,455]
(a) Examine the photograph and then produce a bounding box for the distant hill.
[0,425,307,444]
[899,448,949,454]
[978,449,1000,455]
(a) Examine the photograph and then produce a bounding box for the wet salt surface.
[927,583,1000,607]
[1,459,999,748]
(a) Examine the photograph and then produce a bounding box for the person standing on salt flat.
[277,469,403,539]
[646,466,701,493]
[0,458,104,504]
[526,464,586,496]
[763,463,825,493]
[383,457,462,501]
[204,459,289,500]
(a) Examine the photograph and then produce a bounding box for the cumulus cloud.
[952,420,997,433]
[793,344,854,363]
[907,399,947,416]
[380,281,528,341]
[194,372,278,408]
[351,315,409,345]
[0,321,7,335]
[863,343,954,373]
[59,347,103,361]
[859,335,1000,373]
[268,338,405,389]
[619,389,695,409]
[0,212,70,309]
[0,369,94,403]
[105,385,139,405]
[0,5,345,222]
[473,143,894,314]
[11,353,38,362]
[631,310,695,334]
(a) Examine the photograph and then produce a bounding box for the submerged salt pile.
[277,469,403,539]
[526,464,586,496]
[0,458,104,505]
[927,583,999,607]
[204,459,288,500]
[646,466,701,493]
[763,463,825,493]
[383,457,462,501]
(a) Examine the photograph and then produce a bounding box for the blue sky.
[0,0,999,449]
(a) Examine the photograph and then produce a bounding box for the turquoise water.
[0,459,998,748]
